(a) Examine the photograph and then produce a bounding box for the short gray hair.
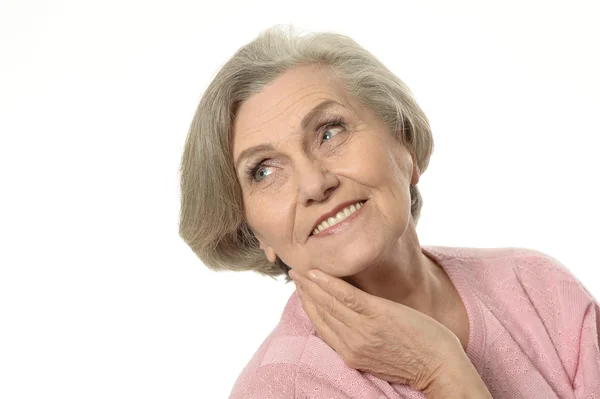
[178,25,434,283]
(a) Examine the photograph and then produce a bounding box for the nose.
[296,156,339,206]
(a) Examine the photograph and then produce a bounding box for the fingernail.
[289,269,298,281]
[308,269,322,282]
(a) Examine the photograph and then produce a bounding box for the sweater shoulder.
[438,245,593,318]
[229,362,298,399]
[460,247,594,384]
[229,296,313,398]
[510,248,584,284]
[428,245,580,288]
[229,291,409,398]
[228,332,398,398]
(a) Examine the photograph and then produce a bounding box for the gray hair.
[178,25,434,283]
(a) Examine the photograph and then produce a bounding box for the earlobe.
[409,151,420,185]
[411,162,420,185]
[264,247,277,263]
[258,238,277,263]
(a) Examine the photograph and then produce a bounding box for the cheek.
[352,141,401,185]
[245,198,291,242]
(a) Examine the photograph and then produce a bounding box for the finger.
[296,286,347,352]
[298,283,355,337]
[299,292,370,370]
[292,272,358,327]
[297,269,373,314]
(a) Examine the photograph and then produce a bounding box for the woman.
[178,25,600,398]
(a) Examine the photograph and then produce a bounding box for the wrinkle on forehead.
[232,67,354,154]
[236,89,345,140]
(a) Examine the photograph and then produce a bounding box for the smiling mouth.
[311,200,367,236]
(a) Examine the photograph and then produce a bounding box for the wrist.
[423,350,492,399]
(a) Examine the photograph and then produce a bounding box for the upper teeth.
[312,201,365,235]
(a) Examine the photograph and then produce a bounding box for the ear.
[247,223,277,263]
[410,152,421,186]
[257,237,277,263]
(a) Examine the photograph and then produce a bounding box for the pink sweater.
[229,246,600,398]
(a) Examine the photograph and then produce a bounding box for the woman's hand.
[289,268,468,393]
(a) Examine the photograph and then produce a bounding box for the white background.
[1,0,599,398]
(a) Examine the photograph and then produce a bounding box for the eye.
[318,116,346,144]
[254,165,273,182]
[321,125,343,143]
[246,159,273,183]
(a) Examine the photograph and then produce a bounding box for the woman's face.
[232,65,420,277]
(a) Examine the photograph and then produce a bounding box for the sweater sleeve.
[573,287,600,398]
[519,250,600,398]
[229,363,299,399]
[228,363,396,399]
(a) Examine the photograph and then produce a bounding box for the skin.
[231,65,493,396]
[231,65,469,350]
[288,269,491,397]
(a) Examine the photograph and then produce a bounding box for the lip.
[309,199,367,238]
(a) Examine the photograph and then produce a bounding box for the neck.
[342,218,451,321]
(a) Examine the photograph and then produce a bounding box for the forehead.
[232,66,353,158]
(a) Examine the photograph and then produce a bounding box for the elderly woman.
[179,26,600,398]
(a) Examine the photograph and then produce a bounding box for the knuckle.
[346,337,364,357]
[340,290,353,303]
[357,323,375,340]
[344,350,360,369]
[323,280,335,293]
[325,297,336,316]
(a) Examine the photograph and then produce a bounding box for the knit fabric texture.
[229,246,600,398]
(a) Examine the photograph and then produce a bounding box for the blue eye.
[246,160,272,183]
[322,127,341,142]
[244,117,347,185]
[254,165,272,182]
[319,116,345,143]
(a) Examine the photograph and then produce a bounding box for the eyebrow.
[234,99,344,170]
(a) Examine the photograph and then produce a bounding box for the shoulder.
[229,332,390,399]
[508,247,596,327]
[229,362,298,399]
[447,246,597,383]
[228,325,310,398]
[439,245,595,311]
[508,248,595,307]
[505,248,600,391]
[510,247,583,282]
[504,248,596,327]
[428,245,595,340]
[229,292,313,398]
[229,292,397,398]
[427,245,588,292]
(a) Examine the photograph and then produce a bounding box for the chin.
[304,223,400,277]
[321,244,384,278]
